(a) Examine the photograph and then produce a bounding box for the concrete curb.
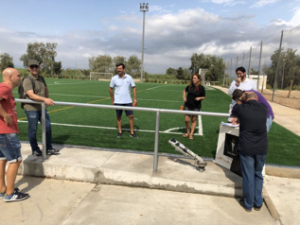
[266,166,300,179]
[263,188,282,224]
[18,159,243,198]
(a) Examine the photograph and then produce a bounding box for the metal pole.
[230,58,232,80]
[272,30,284,102]
[248,46,252,77]
[41,103,47,159]
[236,56,238,68]
[153,110,160,173]
[194,54,196,73]
[227,60,229,87]
[140,11,146,83]
[257,41,263,90]
[281,59,285,90]
[242,52,245,67]
[223,61,226,86]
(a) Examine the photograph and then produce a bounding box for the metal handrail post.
[153,110,160,173]
[41,103,47,159]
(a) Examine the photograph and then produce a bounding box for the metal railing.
[15,99,230,172]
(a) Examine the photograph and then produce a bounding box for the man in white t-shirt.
[228,67,257,122]
[109,63,138,138]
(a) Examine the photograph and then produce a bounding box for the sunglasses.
[30,65,39,69]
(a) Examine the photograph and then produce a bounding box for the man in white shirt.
[228,67,257,122]
[109,63,138,138]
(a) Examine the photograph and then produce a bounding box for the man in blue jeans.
[0,68,29,202]
[23,59,59,156]
[231,92,268,212]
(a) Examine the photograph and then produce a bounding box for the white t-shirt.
[227,77,257,122]
[110,74,135,104]
[228,77,257,106]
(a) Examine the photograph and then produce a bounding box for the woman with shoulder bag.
[182,74,205,140]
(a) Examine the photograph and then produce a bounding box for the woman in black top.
[182,74,205,139]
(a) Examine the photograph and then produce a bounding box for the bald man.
[231,92,268,212]
[0,68,29,202]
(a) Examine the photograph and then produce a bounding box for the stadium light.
[140,3,149,83]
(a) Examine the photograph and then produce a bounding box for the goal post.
[89,72,114,81]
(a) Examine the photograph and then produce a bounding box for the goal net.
[89,72,113,81]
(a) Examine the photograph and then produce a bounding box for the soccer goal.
[89,72,113,81]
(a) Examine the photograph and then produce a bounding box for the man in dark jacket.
[231,92,268,212]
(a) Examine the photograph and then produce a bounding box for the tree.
[0,53,14,71]
[53,61,62,75]
[166,67,176,76]
[113,56,126,66]
[89,55,142,77]
[263,48,300,89]
[89,55,113,73]
[126,55,141,78]
[20,42,58,76]
[80,69,91,79]
[250,68,259,75]
[189,53,225,81]
[176,67,184,80]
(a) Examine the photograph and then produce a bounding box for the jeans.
[0,133,22,163]
[25,110,53,152]
[239,152,267,210]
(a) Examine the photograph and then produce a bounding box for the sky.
[0,0,299,74]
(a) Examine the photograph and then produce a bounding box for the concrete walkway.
[1,143,299,224]
[212,86,300,136]
[1,177,278,225]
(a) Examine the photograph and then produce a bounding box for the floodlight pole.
[257,41,263,90]
[140,3,149,83]
[242,52,245,67]
[272,30,284,102]
[281,55,286,89]
[248,46,252,77]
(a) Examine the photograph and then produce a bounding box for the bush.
[266,84,272,89]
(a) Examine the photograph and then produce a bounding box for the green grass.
[1,77,299,167]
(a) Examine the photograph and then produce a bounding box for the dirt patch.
[260,89,300,110]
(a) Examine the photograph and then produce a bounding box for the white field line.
[48,81,95,85]
[50,93,108,98]
[147,86,164,90]
[38,93,183,103]
[148,88,215,92]
[17,120,201,136]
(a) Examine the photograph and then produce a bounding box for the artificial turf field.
[4,77,300,167]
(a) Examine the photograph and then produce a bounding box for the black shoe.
[48,148,60,153]
[254,205,262,211]
[32,150,43,157]
[239,199,252,212]
[47,149,58,155]
[4,189,29,202]
[117,132,122,138]
[130,133,138,138]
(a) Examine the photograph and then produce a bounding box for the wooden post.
[287,80,293,98]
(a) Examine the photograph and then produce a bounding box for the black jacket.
[231,100,268,155]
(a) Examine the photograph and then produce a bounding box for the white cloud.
[150,5,172,14]
[250,0,280,8]
[290,8,300,26]
[0,6,297,73]
[202,0,246,6]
